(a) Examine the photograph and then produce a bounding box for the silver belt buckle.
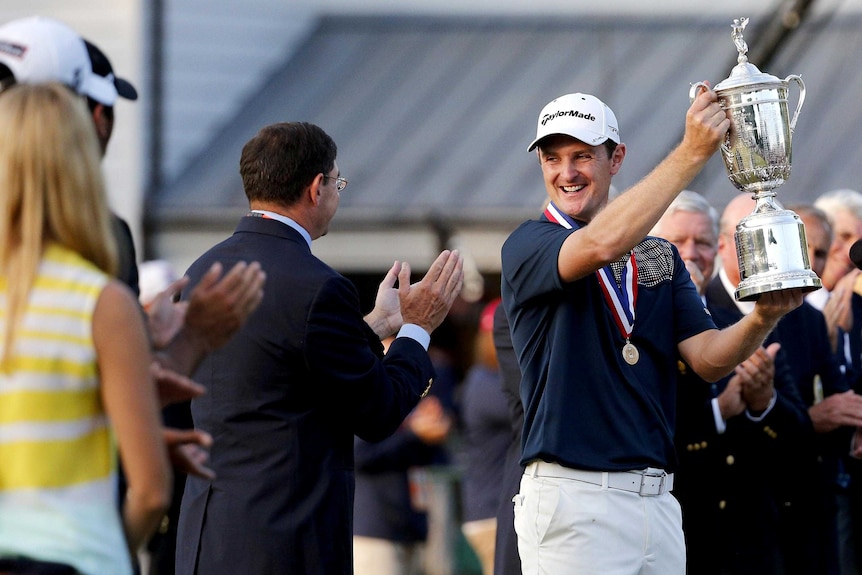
[639,467,666,496]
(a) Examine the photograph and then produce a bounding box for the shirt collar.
[805,286,829,311]
[719,267,756,315]
[250,210,312,249]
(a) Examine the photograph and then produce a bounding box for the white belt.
[526,460,673,497]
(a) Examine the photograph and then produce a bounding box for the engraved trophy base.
[734,196,822,301]
[735,269,822,302]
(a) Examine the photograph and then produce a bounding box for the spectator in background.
[813,190,862,297]
[457,298,509,575]
[0,15,267,484]
[0,18,267,575]
[699,193,857,574]
[353,336,456,575]
[491,301,524,575]
[0,83,171,575]
[649,190,718,298]
[809,191,862,360]
[793,202,862,575]
[654,192,816,574]
[809,191,862,575]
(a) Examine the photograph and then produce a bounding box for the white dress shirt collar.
[250,210,312,249]
[718,267,756,316]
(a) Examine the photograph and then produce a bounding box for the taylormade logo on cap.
[0,40,25,59]
[528,93,620,152]
[541,109,595,126]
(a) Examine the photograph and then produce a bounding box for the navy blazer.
[674,277,831,575]
[175,216,435,575]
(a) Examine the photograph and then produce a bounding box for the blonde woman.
[0,83,171,575]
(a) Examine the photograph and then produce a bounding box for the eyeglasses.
[322,174,348,192]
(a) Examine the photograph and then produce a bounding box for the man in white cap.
[500,90,804,574]
[0,16,141,288]
[0,17,133,151]
[0,8,267,499]
[0,14,266,396]
[0,15,269,573]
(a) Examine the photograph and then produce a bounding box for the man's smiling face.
[537,135,624,223]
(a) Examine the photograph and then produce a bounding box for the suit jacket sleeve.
[728,352,815,454]
[304,274,435,442]
[675,366,724,451]
[354,431,439,473]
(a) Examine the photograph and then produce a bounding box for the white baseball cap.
[528,93,620,152]
[0,16,118,106]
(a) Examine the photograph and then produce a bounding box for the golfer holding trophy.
[691,17,821,301]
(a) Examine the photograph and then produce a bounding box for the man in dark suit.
[677,193,851,574]
[652,191,821,574]
[807,192,862,575]
[175,122,464,575]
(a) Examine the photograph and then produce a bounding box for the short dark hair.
[240,122,337,206]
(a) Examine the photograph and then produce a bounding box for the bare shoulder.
[93,279,145,337]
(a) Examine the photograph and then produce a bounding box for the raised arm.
[558,87,729,282]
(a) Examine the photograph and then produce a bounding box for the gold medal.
[622,341,639,365]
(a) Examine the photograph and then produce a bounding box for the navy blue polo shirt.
[501,216,716,472]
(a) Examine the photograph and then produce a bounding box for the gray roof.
[149,12,862,232]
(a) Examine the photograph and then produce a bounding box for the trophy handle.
[689,81,709,103]
[785,74,806,134]
[691,81,733,155]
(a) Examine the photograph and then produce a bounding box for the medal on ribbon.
[597,258,639,365]
[544,201,639,365]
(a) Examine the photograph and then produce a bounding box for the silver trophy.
[690,17,821,301]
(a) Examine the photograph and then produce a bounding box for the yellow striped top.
[0,243,132,575]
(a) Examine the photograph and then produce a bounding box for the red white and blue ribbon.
[544,202,574,230]
[597,257,637,341]
[543,201,638,342]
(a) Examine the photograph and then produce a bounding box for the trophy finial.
[732,17,750,64]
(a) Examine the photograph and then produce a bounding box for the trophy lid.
[715,61,784,92]
[714,17,784,92]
